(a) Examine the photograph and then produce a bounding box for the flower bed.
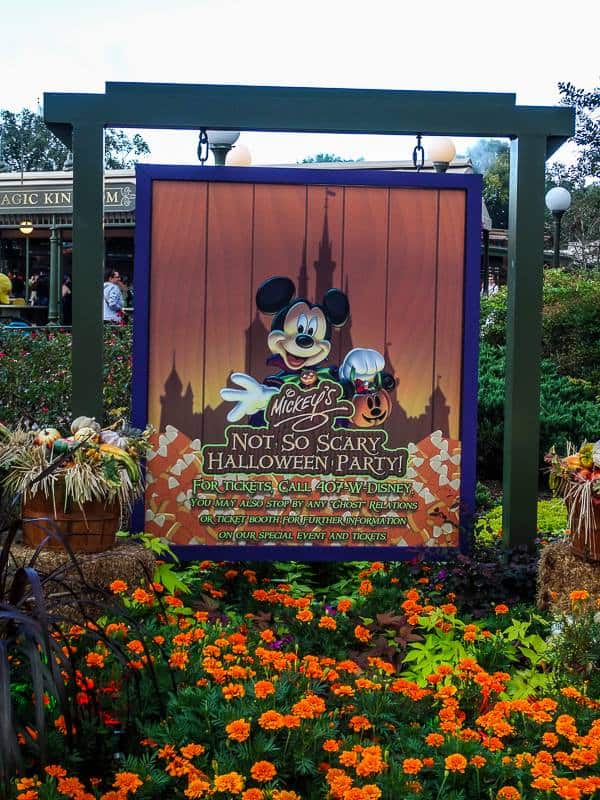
[5,553,600,800]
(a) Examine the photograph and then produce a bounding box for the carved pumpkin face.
[351,389,392,428]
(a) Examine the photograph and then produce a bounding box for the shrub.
[0,326,132,427]
[478,342,600,480]
[480,267,600,386]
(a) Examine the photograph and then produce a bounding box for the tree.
[300,153,364,164]
[560,185,600,269]
[0,108,150,172]
[467,139,510,228]
[558,79,600,182]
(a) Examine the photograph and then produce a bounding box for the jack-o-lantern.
[350,389,392,428]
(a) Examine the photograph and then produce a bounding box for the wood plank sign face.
[132,166,481,561]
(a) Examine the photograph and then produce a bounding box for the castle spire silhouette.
[314,190,336,301]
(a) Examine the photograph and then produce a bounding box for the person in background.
[35,271,49,306]
[103,268,125,322]
[9,271,25,299]
[62,274,72,325]
[0,272,12,304]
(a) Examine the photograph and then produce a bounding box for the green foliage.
[475,498,568,544]
[466,139,509,227]
[299,153,364,163]
[0,108,150,171]
[478,341,600,480]
[547,597,600,696]
[0,326,132,428]
[557,79,600,182]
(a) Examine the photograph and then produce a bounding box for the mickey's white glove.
[220,373,279,422]
[339,348,385,382]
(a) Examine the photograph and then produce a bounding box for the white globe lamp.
[427,137,456,173]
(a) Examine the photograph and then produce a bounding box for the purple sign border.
[132,165,482,562]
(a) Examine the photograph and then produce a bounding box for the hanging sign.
[132,166,481,560]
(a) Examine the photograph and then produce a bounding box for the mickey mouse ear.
[322,288,350,326]
[256,276,296,314]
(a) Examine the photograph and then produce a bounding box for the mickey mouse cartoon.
[220,276,394,423]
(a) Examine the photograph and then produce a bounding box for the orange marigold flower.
[57,776,85,795]
[323,739,340,752]
[45,765,67,778]
[444,754,467,773]
[213,772,244,794]
[226,719,251,742]
[114,772,143,793]
[296,609,313,622]
[85,652,105,668]
[354,625,372,643]
[441,603,457,615]
[318,615,337,630]
[132,588,154,605]
[127,639,145,655]
[16,791,38,800]
[469,755,486,769]
[241,790,264,800]
[531,777,555,791]
[542,732,559,748]
[425,733,444,747]
[258,710,285,730]
[402,758,423,775]
[337,599,352,613]
[340,750,359,767]
[165,595,184,607]
[494,604,509,615]
[109,579,128,594]
[569,590,590,603]
[254,680,275,699]
[349,715,372,732]
[496,787,521,800]
[250,761,276,783]
[463,624,478,642]
[180,743,205,759]
[272,792,301,800]
[185,778,211,798]
[222,682,245,701]
[359,580,373,595]
[292,694,326,719]
[169,650,189,670]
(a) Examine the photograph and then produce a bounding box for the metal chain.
[197,129,209,165]
[412,133,425,171]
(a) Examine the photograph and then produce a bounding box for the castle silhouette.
[160,188,450,445]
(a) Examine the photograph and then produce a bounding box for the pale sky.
[2,0,598,167]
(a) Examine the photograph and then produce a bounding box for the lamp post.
[19,219,34,303]
[48,216,61,325]
[426,137,456,173]
[545,187,571,267]
[206,130,240,165]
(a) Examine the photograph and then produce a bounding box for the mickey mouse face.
[268,301,330,370]
[256,277,350,373]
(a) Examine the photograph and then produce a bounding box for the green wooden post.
[502,135,547,548]
[71,123,104,419]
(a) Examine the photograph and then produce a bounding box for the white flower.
[592,440,600,468]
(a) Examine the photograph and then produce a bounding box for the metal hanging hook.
[197,129,209,165]
[412,133,425,172]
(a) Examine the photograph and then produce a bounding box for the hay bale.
[537,539,600,613]
[9,539,155,619]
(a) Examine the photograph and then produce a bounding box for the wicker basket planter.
[566,495,600,563]
[22,488,120,553]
